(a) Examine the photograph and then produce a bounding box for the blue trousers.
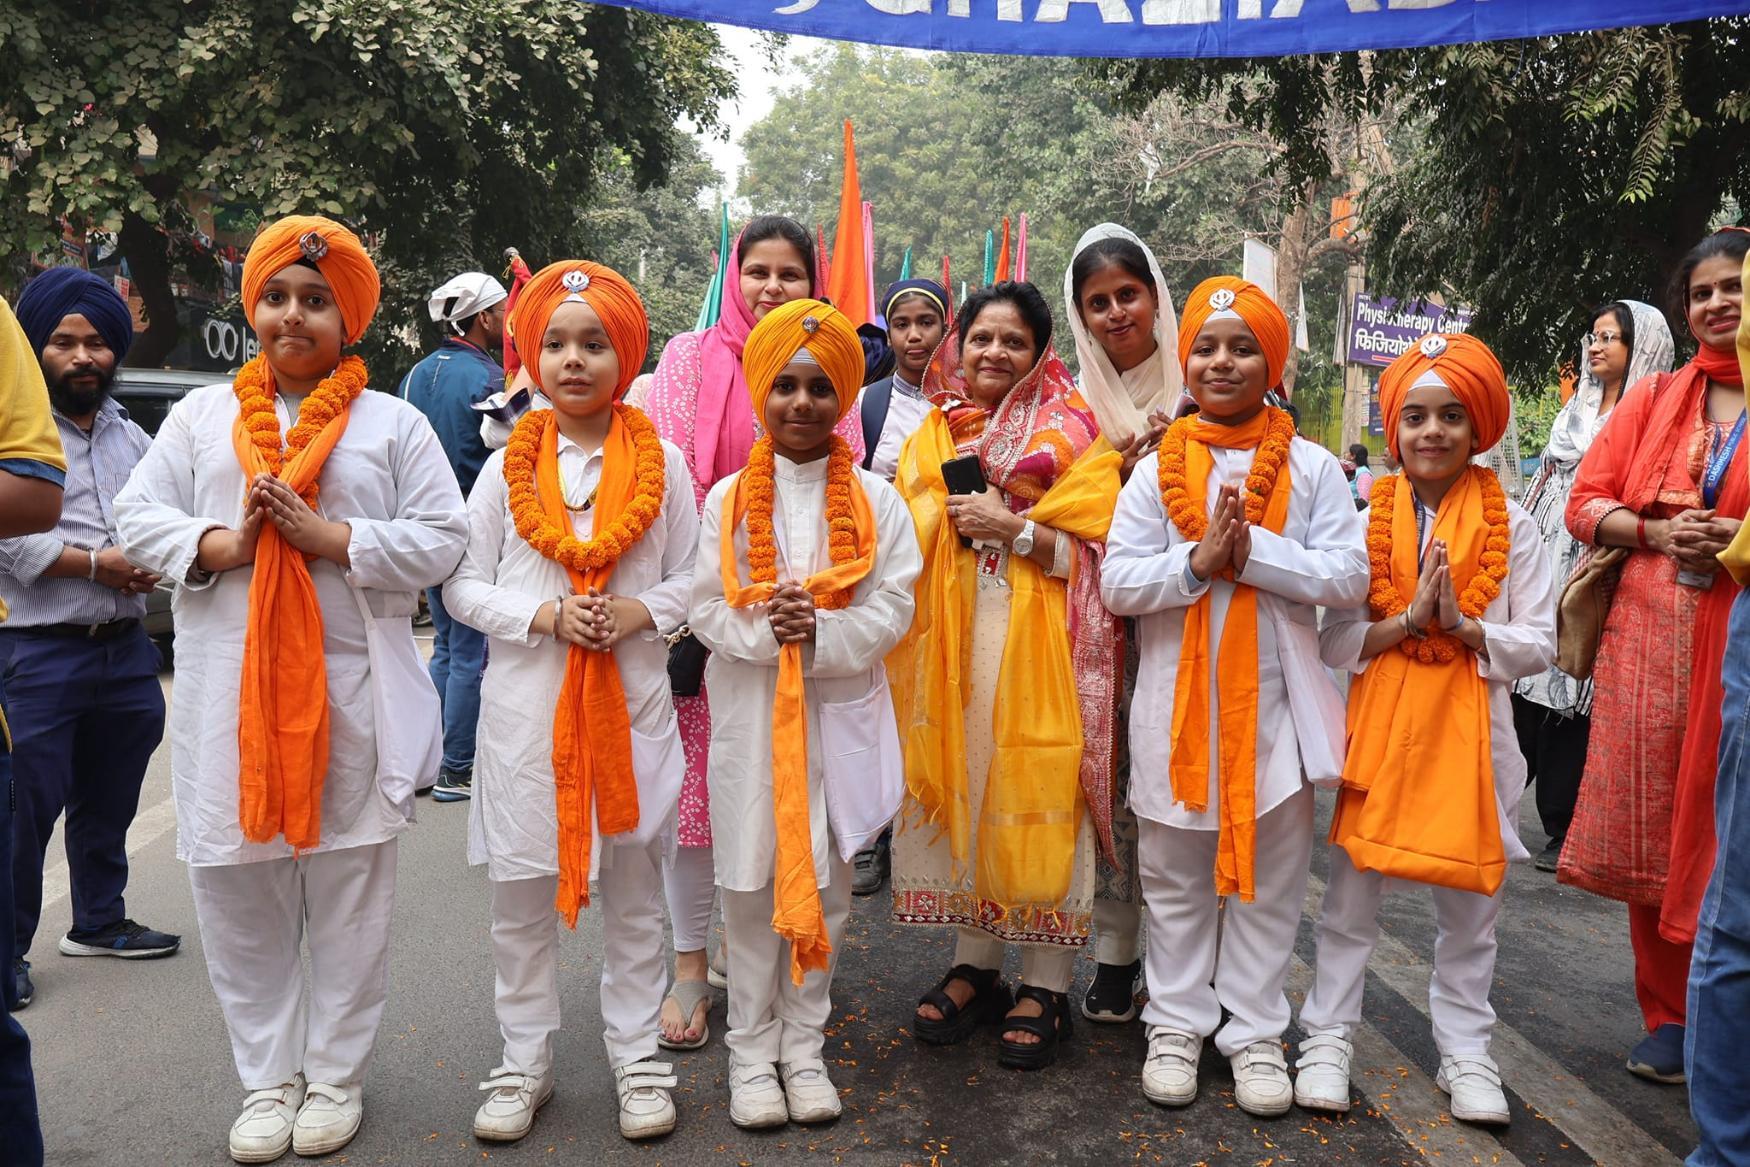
[426,586,484,776]
[1,628,165,957]
[1688,584,1750,1166]
[0,671,46,1166]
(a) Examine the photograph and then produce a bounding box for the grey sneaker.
[432,768,472,803]
[851,832,891,896]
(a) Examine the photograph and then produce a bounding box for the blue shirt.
[0,397,153,627]
[399,338,501,497]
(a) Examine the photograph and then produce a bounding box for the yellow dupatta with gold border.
[891,410,1120,921]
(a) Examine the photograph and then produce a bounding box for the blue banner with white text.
[589,0,1750,59]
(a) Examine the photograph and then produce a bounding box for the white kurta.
[442,435,698,881]
[867,382,933,481]
[690,455,922,894]
[113,381,467,866]
[1318,499,1558,858]
[1102,437,1371,829]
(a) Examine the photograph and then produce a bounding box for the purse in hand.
[667,624,709,697]
[1555,544,1628,680]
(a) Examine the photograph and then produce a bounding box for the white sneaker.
[1230,1039,1293,1117]
[728,1061,788,1129]
[1294,1033,1354,1113]
[614,1060,678,1140]
[228,1074,305,1164]
[780,1060,842,1124]
[1141,1027,1200,1107]
[291,1081,362,1156]
[1437,1054,1510,1126]
[473,1067,554,1143]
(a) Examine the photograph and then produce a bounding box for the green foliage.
[0,0,734,376]
[1093,21,1750,383]
[1513,383,1565,459]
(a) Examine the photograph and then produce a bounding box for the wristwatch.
[1012,518,1037,557]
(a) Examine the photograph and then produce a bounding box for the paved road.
[24,662,1697,1166]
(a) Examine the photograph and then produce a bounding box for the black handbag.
[667,625,708,697]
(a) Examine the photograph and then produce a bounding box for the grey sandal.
[657,978,713,1051]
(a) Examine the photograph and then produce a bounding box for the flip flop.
[656,978,712,1051]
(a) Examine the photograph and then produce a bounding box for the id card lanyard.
[1702,411,1747,509]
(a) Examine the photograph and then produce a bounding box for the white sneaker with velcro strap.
[728,1061,789,1129]
[614,1059,678,1140]
[1229,1039,1294,1117]
[780,1059,842,1124]
[472,1066,553,1143]
[291,1080,363,1156]
[228,1074,305,1164]
[1437,1053,1511,1126]
[1141,1027,1201,1106]
[1293,1033,1354,1113]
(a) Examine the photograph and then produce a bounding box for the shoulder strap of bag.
[860,378,893,471]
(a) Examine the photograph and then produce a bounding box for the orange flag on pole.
[993,216,1012,283]
[826,121,872,326]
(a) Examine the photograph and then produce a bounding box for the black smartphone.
[941,455,988,548]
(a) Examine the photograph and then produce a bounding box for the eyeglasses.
[1585,331,1624,348]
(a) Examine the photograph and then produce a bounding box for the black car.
[111,367,229,645]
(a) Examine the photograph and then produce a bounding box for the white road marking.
[1302,873,1685,1167]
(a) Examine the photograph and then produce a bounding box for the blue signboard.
[590,1,1750,60]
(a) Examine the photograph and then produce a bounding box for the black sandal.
[997,984,1073,1071]
[913,964,1014,1046]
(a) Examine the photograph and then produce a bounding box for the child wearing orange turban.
[112,214,467,1162]
[1298,332,1557,1127]
[1104,275,1370,1117]
[440,260,701,1143]
[689,298,921,1130]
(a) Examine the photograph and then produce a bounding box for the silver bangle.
[1049,529,1071,580]
[88,548,98,581]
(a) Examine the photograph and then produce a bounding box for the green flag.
[898,246,913,281]
[694,201,732,332]
[982,229,995,286]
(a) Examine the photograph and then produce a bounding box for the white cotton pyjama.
[663,841,717,954]
[952,930,1079,995]
[187,839,398,1092]
[1093,899,1144,967]
[1299,845,1504,1057]
[720,853,853,1067]
[489,832,669,1075]
[1138,785,1315,1056]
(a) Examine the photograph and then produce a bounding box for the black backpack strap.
[860,378,894,471]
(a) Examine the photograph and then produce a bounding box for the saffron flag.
[994,216,1012,283]
[826,121,873,326]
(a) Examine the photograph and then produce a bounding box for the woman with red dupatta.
[1561,228,1749,1085]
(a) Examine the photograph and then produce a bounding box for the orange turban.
[242,215,381,346]
[1178,276,1291,393]
[742,299,863,421]
[1378,333,1509,459]
[509,261,649,400]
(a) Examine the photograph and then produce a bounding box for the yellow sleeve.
[1720,498,1750,586]
[0,294,66,479]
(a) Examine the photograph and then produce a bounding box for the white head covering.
[1544,299,1675,468]
[1064,224,1183,441]
[427,271,509,337]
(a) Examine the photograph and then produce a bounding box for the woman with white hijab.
[1062,224,1183,1024]
[1512,299,1674,870]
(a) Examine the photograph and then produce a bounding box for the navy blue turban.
[881,278,949,323]
[15,267,135,360]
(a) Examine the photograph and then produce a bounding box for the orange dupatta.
[530,411,647,926]
[1165,408,1294,901]
[718,438,879,984]
[229,356,365,850]
[1332,468,1508,896]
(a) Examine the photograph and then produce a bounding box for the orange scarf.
[1332,467,1510,895]
[719,435,878,984]
[507,406,663,925]
[229,354,366,849]
[1162,406,1295,901]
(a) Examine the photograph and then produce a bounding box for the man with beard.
[0,267,177,1012]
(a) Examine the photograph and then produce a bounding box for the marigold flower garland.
[1366,470,1511,663]
[231,353,369,503]
[505,405,665,571]
[1158,405,1296,565]
[744,433,859,610]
